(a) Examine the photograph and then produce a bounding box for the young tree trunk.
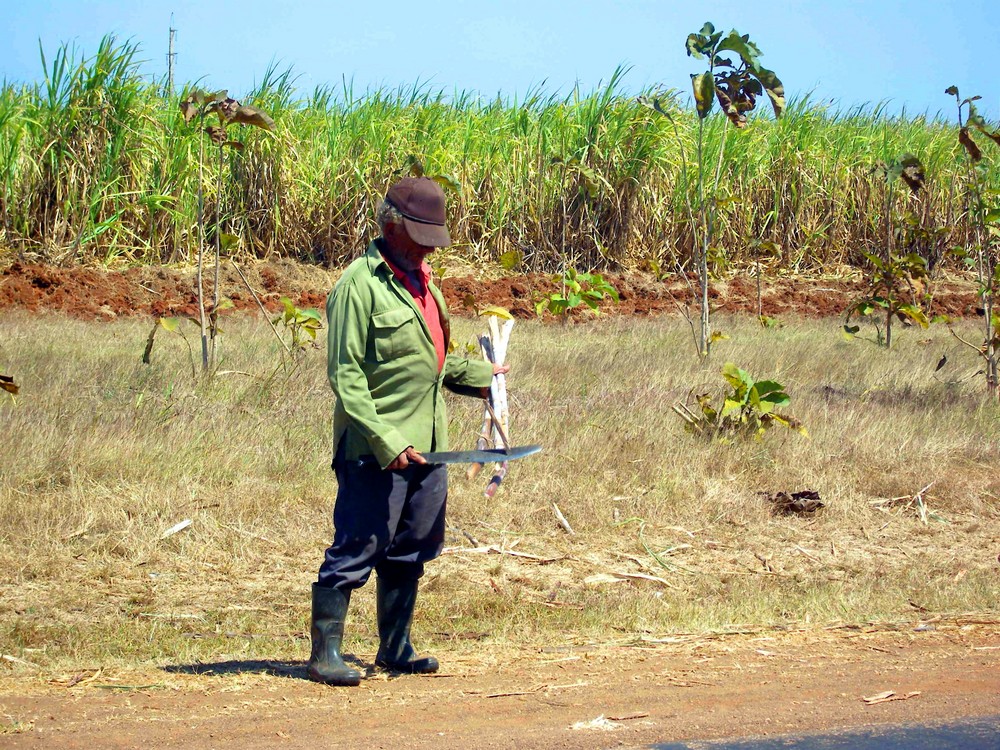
[196,125,209,371]
[984,270,998,400]
[210,144,224,370]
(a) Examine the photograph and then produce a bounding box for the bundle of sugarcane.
[467,315,514,497]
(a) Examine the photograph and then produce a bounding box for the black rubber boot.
[374,577,439,674]
[307,584,362,686]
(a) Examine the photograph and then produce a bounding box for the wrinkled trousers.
[317,451,448,590]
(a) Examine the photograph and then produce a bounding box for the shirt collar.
[378,241,431,290]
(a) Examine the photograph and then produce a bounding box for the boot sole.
[307,666,362,686]
[374,659,439,674]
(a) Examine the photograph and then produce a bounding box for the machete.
[361,445,542,466]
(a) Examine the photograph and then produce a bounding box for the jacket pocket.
[370,306,418,362]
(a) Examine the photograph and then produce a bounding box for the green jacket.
[327,241,494,468]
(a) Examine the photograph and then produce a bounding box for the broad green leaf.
[721,362,752,391]
[843,324,860,335]
[499,250,522,271]
[944,85,959,98]
[851,301,875,317]
[300,308,323,322]
[479,305,513,320]
[759,391,791,408]
[432,173,463,196]
[219,233,240,253]
[720,398,743,418]
[686,23,718,59]
[902,252,928,272]
[754,380,785,398]
[716,31,761,67]
[984,208,1000,224]
[749,64,785,118]
[862,251,885,270]
[897,304,929,328]
[160,317,181,332]
[691,72,715,119]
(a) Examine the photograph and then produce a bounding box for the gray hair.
[375,200,404,232]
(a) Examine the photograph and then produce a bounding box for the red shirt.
[382,255,447,372]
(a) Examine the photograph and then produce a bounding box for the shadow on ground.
[162,655,369,681]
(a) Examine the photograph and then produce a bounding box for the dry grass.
[1,311,998,682]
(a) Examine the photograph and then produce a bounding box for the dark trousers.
[317,453,448,591]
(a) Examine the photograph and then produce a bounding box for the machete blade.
[359,445,542,466]
[421,444,543,465]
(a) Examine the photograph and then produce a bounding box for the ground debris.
[571,714,622,731]
[862,689,921,705]
[764,489,824,515]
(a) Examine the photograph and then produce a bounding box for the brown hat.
[385,177,452,248]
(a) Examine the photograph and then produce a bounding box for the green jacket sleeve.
[443,354,494,395]
[327,277,410,468]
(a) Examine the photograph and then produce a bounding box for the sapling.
[673,363,806,442]
[535,266,620,322]
[944,86,1000,399]
[844,154,930,348]
[640,22,784,358]
[178,89,275,373]
[272,297,323,371]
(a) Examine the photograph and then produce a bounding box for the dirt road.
[2,627,997,749]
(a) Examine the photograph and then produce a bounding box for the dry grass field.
[2,310,998,690]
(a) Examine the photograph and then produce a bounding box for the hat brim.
[402,217,451,248]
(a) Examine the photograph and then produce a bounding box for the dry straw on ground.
[1,312,998,680]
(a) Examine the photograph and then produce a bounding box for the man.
[309,176,508,686]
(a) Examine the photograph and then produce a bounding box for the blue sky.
[2,0,998,119]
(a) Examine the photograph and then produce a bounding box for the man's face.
[383,221,435,271]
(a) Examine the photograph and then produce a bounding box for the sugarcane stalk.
[484,318,514,497]
[466,334,495,480]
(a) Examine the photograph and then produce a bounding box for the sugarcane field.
[2,8,1000,750]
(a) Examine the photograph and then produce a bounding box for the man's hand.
[480,363,511,399]
[386,446,428,470]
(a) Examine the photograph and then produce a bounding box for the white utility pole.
[166,14,177,95]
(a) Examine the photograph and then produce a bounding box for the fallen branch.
[2,654,40,668]
[552,501,575,535]
[862,690,921,705]
[231,260,291,354]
